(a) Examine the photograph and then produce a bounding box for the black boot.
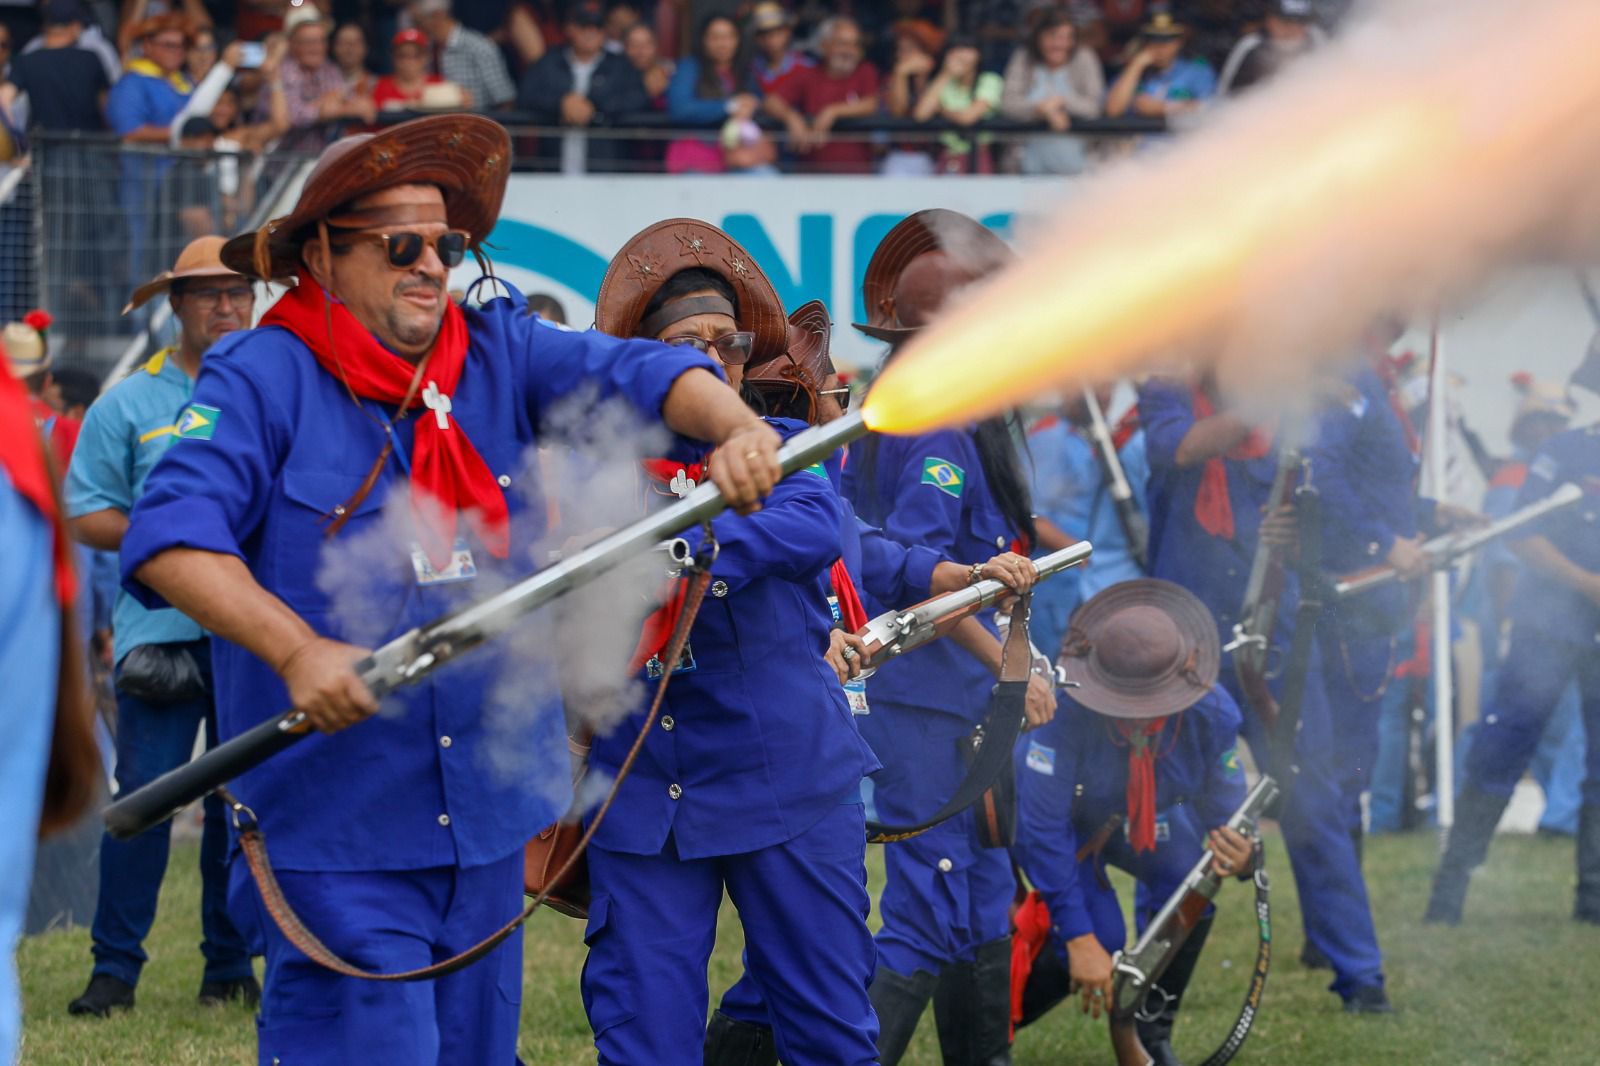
[1017,943,1073,1029]
[1575,805,1600,925]
[198,975,261,1008]
[67,974,135,1017]
[1135,913,1213,1066]
[870,966,937,1066]
[1424,784,1511,925]
[704,1009,779,1066]
[932,937,1013,1066]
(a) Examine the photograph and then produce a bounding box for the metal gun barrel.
[104,411,870,841]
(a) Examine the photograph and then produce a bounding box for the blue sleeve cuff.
[903,544,942,600]
[120,494,245,609]
[1049,894,1096,943]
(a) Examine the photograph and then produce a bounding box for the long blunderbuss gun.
[852,541,1094,680]
[1108,775,1281,1066]
[1081,388,1148,568]
[1332,482,1584,598]
[1222,448,1302,730]
[103,411,872,842]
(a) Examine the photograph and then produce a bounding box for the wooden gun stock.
[1109,1015,1154,1066]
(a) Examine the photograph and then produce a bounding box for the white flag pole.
[1427,313,1455,829]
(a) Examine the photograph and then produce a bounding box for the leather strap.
[224,562,715,982]
[1196,860,1271,1066]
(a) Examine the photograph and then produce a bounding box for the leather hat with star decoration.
[594,218,790,367]
[221,114,511,282]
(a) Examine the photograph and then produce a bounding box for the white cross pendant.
[422,380,453,430]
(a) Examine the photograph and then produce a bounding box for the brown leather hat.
[1057,579,1220,720]
[853,209,1013,343]
[746,299,834,422]
[594,218,789,366]
[221,115,511,281]
[124,235,245,314]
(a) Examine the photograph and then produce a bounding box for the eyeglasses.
[181,284,255,309]
[662,331,755,366]
[147,37,187,51]
[341,230,471,269]
[818,384,852,410]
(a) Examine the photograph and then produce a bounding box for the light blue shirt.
[1137,57,1216,105]
[65,349,203,663]
[1027,418,1149,658]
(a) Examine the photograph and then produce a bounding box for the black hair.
[1027,9,1076,64]
[641,266,739,325]
[694,13,753,98]
[525,292,568,323]
[51,366,101,411]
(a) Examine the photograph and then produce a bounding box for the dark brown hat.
[594,218,789,365]
[853,209,1013,343]
[745,299,833,422]
[1057,579,1219,720]
[220,114,512,281]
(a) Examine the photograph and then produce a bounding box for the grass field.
[16,826,1597,1064]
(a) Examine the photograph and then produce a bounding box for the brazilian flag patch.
[175,403,221,441]
[921,457,965,497]
[801,462,829,480]
[1220,747,1242,776]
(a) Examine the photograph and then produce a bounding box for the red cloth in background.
[779,62,881,172]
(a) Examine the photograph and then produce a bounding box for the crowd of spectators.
[0,0,1348,177]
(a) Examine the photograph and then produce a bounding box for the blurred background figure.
[1000,7,1104,176]
[1105,13,1215,121]
[1217,0,1326,97]
[525,292,566,323]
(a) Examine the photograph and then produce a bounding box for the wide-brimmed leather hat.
[853,209,1012,343]
[594,218,788,365]
[1057,579,1220,720]
[124,235,245,314]
[746,299,834,421]
[221,114,511,281]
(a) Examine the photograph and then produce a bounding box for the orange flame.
[860,0,1600,435]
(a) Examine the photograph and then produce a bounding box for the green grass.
[17,828,1599,1064]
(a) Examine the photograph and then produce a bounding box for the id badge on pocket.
[411,539,478,586]
[845,678,870,715]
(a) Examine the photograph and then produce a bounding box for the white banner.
[450,175,1066,369]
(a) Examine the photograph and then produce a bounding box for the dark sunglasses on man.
[337,230,472,270]
[661,331,756,366]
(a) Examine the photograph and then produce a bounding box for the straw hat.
[2,321,47,378]
[220,114,511,282]
[1057,579,1220,720]
[124,236,246,314]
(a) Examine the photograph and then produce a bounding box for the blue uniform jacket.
[825,449,942,611]
[1139,379,1289,639]
[121,299,717,872]
[1509,423,1600,642]
[587,421,880,860]
[1309,367,1419,636]
[843,429,1019,720]
[1013,686,1246,943]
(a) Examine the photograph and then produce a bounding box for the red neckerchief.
[1372,353,1422,457]
[1190,389,1271,540]
[1111,406,1141,451]
[831,561,868,631]
[1010,890,1052,1031]
[262,270,508,567]
[1111,714,1181,854]
[2,364,74,604]
[629,458,711,672]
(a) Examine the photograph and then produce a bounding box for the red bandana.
[0,363,74,604]
[263,269,509,567]
[1010,890,1053,1032]
[629,459,710,672]
[1190,389,1272,540]
[830,561,869,631]
[1115,716,1178,854]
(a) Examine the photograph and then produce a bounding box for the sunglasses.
[662,331,755,366]
[818,384,851,410]
[340,230,471,269]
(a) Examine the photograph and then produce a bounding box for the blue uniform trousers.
[1531,686,1585,834]
[1467,626,1600,805]
[91,641,249,987]
[860,701,1014,977]
[226,848,525,1066]
[1233,632,1385,999]
[582,802,877,1066]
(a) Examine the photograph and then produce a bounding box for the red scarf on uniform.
[264,270,508,566]
[630,459,709,672]
[1116,715,1182,854]
[0,362,74,604]
[1190,389,1271,540]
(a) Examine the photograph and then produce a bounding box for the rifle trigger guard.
[1222,624,1266,655]
[1134,983,1174,1025]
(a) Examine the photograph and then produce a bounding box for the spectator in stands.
[186,25,217,83]
[665,13,762,174]
[518,0,647,174]
[881,16,940,176]
[624,22,672,106]
[748,1,810,98]
[1216,0,1324,96]
[4,313,79,466]
[913,33,1003,174]
[1000,8,1103,175]
[116,0,213,62]
[1105,13,1215,119]
[766,15,879,173]
[501,0,557,75]
[410,0,516,108]
[373,27,442,110]
[109,14,194,144]
[2,0,110,132]
[332,22,374,97]
[266,6,374,148]
[526,291,566,323]
[604,2,640,53]
[18,4,119,85]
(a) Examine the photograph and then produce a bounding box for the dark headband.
[640,295,737,339]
